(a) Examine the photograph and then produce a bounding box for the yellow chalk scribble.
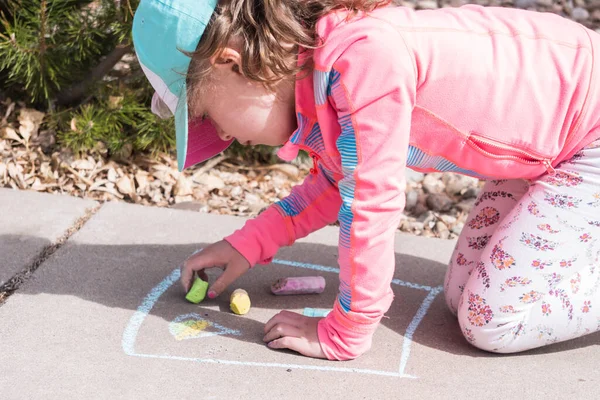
[172,319,212,341]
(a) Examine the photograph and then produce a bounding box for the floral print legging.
[444,140,600,353]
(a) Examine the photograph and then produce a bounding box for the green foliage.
[48,79,175,156]
[0,0,179,160]
[0,0,281,165]
[0,0,126,106]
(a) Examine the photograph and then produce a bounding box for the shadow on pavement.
[4,234,599,360]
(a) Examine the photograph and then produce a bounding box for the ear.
[210,47,242,74]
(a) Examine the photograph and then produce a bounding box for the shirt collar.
[277,52,317,161]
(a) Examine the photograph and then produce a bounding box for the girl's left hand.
[263,310,327,359]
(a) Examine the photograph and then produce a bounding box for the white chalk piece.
[271,276,326,295]
[303,308,331,317]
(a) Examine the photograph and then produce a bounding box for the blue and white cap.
[132,0,233,171]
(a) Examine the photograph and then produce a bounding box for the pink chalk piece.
[270,276,326,295]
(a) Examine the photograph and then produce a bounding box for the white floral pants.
[444,140,600,353]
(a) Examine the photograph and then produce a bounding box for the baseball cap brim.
[133,0,229,172]
[175,89,234,170]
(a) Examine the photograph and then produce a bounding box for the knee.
[443,285,460,316]
[457,301,530,354]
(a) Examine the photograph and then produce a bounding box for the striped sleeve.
[315,23,417,360]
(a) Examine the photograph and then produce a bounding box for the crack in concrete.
[0,204,102,305]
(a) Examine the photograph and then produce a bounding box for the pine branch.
[38,0,47,73]
[55,42,132,106]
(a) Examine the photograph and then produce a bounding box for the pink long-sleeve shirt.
[225,5,600,360]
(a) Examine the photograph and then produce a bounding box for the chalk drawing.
[169,313,241,341]
[302,307,331,317]
[122,257,443,378]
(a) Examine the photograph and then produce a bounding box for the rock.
[2,126,21,142]
[208,197,226,209]
[113,143,133,161]
[135,171,150,194]
[171,201,205,211]
[572,7,590,20]
[462,187,480,199]
[418,210,436,224]
[116,175,135,196]
[32,129,56,153]
[195,173,225,191]
[443,173,479,196]
[271,172,288,187]
[440,214,457,225]
[422,173,445,193]
[71,159,95,170]
[436,221,450,239]
[174,195,194,204]
[412,203,429,217]
[410,221,425,232]
[107,167,118,182]
[0,162,6,183]
[161,182,174,198]
[452,222,465,236]
[174,174,193,196]
[417,0,439,9]
[457,198,476,213]
[426,193,453,212]
[515,0,536,8]
[406,169,425,184]
[405,190,419,210]
[245,193,267,214]
[591,0,600,10]
[270,164,300,179]
[230,186,243,197]
[18,108,45,143]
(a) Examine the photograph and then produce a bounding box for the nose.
[216,127,232,142]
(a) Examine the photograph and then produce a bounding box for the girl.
[133,0,600,360]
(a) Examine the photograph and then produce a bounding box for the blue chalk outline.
[122,257,442,378]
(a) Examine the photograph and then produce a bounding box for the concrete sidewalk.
[0,187,597,399]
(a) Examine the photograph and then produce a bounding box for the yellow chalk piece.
[230,288,251,315]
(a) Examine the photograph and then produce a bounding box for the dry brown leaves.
[0,103,308,217]
[1,102,471,240]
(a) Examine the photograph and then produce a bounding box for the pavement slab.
[0,188,97,286]
[0,194,598,399]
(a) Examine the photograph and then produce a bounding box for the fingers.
[263,323,304,343]
[197,270,209,282]
[264,310,304,334]
[264,314,326,359]
[268,336,318,358]
[181,251,217,292]
[208,260,247,297]
[180,263,194,293]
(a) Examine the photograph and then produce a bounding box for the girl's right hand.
[181,240,250,298]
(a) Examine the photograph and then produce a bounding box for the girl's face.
[192,51,297,147]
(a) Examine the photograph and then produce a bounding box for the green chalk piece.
[186,277,209,304]
[303,308,331,317]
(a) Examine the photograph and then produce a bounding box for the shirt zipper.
[295,143,321,176]
[309,151,320,175]
[468,135,556,175]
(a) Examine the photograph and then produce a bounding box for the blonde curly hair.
[187,0,392,116]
